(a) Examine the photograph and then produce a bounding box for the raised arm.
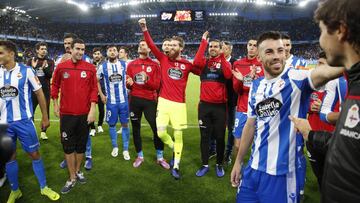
[311,63,345,89]
[193,31,209,70]
[138,18,166,61]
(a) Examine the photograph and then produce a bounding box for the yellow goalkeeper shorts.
[156,97,187,130]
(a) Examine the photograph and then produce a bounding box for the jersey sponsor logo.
[109,73,123,83]
[344,104,359,128]
[36,68,45,77]
[168,68,183,80]
[134,73,146,85]
[0,85,19,101]
[206,73,220,79]
[340,128,360,140]
[255,98,282,119]
[63,72,70,79]
[81,71,87,78]
[243,74,253,87]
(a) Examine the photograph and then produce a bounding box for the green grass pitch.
[0,75,320,202]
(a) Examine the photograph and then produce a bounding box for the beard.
[169,50,180,59]
[264,60,285,78]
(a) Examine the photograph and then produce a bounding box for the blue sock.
[109,126,118,148]
[122,127,130,151]
[5,160,19,191]
[32,159,47,189]
[156,150,164,160]
[138,151,144,158]
[85,134,92,158]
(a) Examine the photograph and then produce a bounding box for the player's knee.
[174,130,183,142]
[121,123,128,128]
[28,151,41,160]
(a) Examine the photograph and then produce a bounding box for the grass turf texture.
[0,75,320,202]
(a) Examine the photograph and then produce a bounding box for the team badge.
[81,71,87,78]
[344,104,360,128]
[63,72,70,79]
[273,79,285,93]
[146,66,152,73]
[216,63,221,69]
[180,64,186,70]
[16,72,22,79]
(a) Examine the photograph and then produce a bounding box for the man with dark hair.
[139,18,200,179]
[52,38,98,194]
[162,38,172,56]
[281,33,307,70]
[230,31,343,203]
[118,46,129,61]
[126,40,170,169]
[26,42,54,140]
[290,0,360,201]
[98,45,131,161]
[0,40,60,202]
[193,32,232,177]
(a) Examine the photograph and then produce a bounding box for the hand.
[100,94,107,104]
[202,31,209,41]
[126,75,134,86]
[232,69,244,81]
[249,65,257,79]
[310,98,322,112]
[230,161,243,188]
[31,58,38,68]
[53,103,60,118]
[288,116,312,141]
[138,18,147,31]
[41,117,50,130]
[42,60,48,69]
[87,109,96,124]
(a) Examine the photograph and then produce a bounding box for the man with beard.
[193,32,232,178]
[230,31,343,203]
[27,42,54,140]
[290,0,360,201]
[98,45,130,161]
[162,38,171,56]
[138,18,200,179]
[126,40,169,169]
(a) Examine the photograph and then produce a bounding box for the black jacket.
[308,61,360,203]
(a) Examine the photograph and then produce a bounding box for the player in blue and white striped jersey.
[0,40,60,202]
[230,32,343,203]
[320,76,347,124]
[97,45,130,161]
[282,34,308,70]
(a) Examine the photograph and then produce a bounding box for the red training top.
[193,39,232,103]
[51,59,98,115]
[143,30,199,103]
[126,57,160,101]
[308,91,335,132]
[233,57,263,112]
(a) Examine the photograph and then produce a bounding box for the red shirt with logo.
[126,57,160,101]
[193,39,232,103]
[51,59,98,115]
[233,57,263,112]
[143,30,200,103]
[308,91,335,132]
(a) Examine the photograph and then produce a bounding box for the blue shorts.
[236,166,299,203]
[233,112,247,139]
[106,102,129,126]
[7,119,39,153]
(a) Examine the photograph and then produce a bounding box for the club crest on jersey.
[254,66,262,74]
[180,64,186,70]
[168,68,183,80]
[16,72,22,79]
[146,66,152,73]
[273,79,286,93]
[255,98,282,119]
[0,85,19,101]
[310,93,319,100]
[109,73,123,83]
[216,63,221,69]
[63,72,70,79]
[344,104,359,128]
[81,71,87,78]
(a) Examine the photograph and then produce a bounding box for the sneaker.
[133,157,144,168]
[123,150,130,161]
[117,127,122,134]
[89,129,96,137]
[196,166,209,177]
[7,189,22,203]
[97,126,104,133]
[156,159,170,170]
[111,147,119,157]
[216,164,225,178]
[59,160,67,169]
[76,171,86,184]
[60,179,76,194]
[224,152,232,165]
[209,150,217,160]
[41,186,60,201]
[40,132,48,140]
[171,168,181,180]
[84,158,92,170]
[0,174,6,187]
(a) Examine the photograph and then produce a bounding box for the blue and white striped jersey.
[247,67,315,175]
[320,76,347,123]
[97,60,127,104]
[0,63,42,123]
[285,55,308,70]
